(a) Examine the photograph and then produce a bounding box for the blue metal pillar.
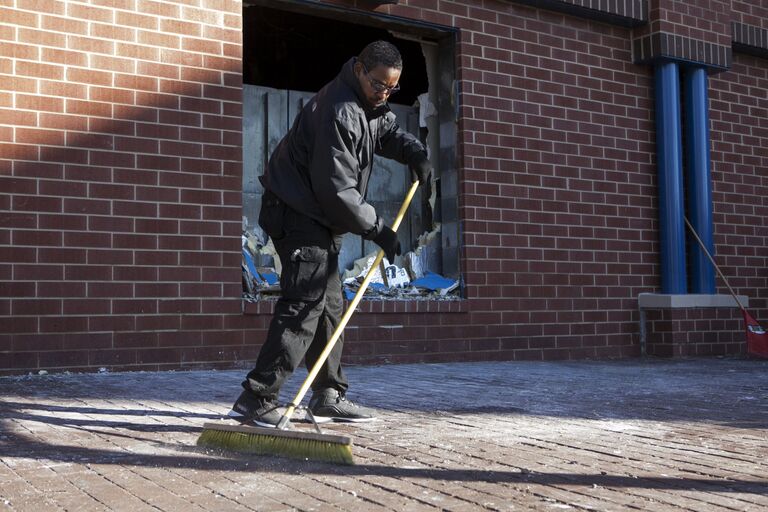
[655,61,687,294]
[684,66,715,293]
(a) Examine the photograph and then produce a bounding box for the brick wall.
[0,0,252,373]
[453,1,656,359]
[709,52,768,316]
[732,0,768,29]
[644,307,744,357]
[1,0,766,375]
[645,0,732,47]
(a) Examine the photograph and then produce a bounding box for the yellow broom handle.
[278,180,421,427]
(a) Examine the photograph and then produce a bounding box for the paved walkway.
[0,358,767,511]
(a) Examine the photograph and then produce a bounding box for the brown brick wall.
[633,0,733,68]
[0,0,251,373]
[1,0,766,374]
[646,0,732,47]
[732,0,768,29]
[644,307,745,357]
[709,53,768,316]
[383,0,655,361]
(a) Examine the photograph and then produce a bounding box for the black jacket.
[261,57,426,239]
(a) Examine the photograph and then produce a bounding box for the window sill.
[242,297,468,315]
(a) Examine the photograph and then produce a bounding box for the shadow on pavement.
[0,431,766,497]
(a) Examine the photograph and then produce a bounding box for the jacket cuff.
[362,216,384,240]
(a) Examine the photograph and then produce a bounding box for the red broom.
[684,217,768,358]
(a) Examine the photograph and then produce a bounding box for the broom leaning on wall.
[684,217,768,358]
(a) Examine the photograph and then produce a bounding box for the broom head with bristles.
[196,422,354,465]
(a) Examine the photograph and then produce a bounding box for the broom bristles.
[197,422,354,465]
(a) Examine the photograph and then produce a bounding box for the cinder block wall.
[1,0,766,375]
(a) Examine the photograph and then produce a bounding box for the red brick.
[138,0,179,18]
[160,18,201,37]
[181,67,220,84]
[159,79,202,97]
[17,27,65,47]
[16,127,65,146]
[12,264,64,282]
[158,108,200,127]
[182,37,221,55]
[135,91,179,110]
[13,194,61,213]
[89,183,134,201]
[39,316,88,333]
[0,41,38,60]
[16,94,64,112]
[137,29,180,49]
[136,122,179,140]
[12,229,63,247]
[91,23,134,43]
[89,151,136,168]
[179,158,221,175]
[116,7,158,29]
[203,25,239,44]
[179,96,220,115]
[137,154,180,172]
[63,231,111,248]
[39,113,87,131]
[0,108,37,127]
[136,283,179,297]
[113,168,159,187]
[89,315,136,332]
[38,248,87,264]
[63,198,111,216]
[113,200,158,218]
[0,7,38,27]
[114,75,159,93]
[39,81,88,102]
[12,299,62,316]
[66,99,112,117]
[0,212,36,230]
[135,218,179,235]
[89,87,135,105]
[120,247,170,268]
[115,42,159,62]
[113,299,158,315]
[112,233,157,250]
[67,35,114,55]
[158,235,201,251]
[61,166,106,184]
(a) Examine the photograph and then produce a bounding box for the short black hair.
[358,40,403,71]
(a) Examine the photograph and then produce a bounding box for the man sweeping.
[229,40,433,427]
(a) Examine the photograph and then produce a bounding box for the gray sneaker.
[227,390,282,428]
[308,388,376,423]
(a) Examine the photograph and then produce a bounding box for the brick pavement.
[0,358,767,511]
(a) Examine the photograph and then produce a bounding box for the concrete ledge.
[638,293,748,309]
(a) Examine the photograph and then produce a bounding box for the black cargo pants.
[243,190,348,401]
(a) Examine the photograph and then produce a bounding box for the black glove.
[408,152,432,188]
[372,226,401,263]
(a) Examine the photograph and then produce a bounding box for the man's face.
[356,62,401,109]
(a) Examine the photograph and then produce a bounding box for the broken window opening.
[241,4,459,302]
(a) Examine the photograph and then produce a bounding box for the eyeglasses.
[361,63,400,95]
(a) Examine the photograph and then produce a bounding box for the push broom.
[684,217,768,358]
[196,180,422,464]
